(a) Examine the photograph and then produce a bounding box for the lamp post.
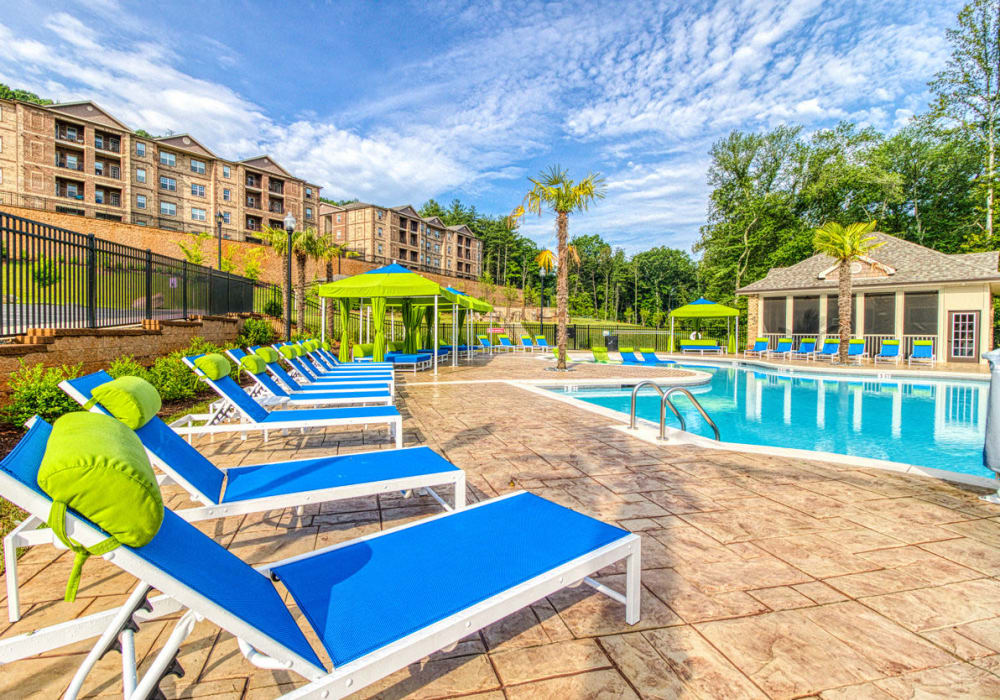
[283,212,296,340]
[215,211,224,270]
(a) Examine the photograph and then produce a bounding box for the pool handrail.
[628,380,720,441]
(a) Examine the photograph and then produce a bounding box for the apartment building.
[0,98,319,241]
[318,201,482,279]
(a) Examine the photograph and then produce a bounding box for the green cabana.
[668,297,740,353]
[316,263,491,370]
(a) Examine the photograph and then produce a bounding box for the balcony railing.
[94,137,121,153]
[268,183,284,195]
[246,198,261,210]
[55,127,85,144]
[245,176,262,189]
[268,203,284,214]
[758,332,938,357]
[56,187,85,200]
[55,157,84,172]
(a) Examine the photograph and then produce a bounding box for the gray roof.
[736,233,1000,294]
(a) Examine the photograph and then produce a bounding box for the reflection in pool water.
[555,364,992,479]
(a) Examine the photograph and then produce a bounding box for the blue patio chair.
[768,338,793,360]
[0,419,640,694]
[496,335,517,351]
[744,337,769,358]
[534,335,550,349]
[181,354,403,446]
[908,340,936,367]
[874,340,901,365]
[639,348,676,366]
[618,347,643,364]
[816,338,840,361]
[791,338,816,361]
[250,346,393,395]
[519,335,535,351]
[846,339,868,364]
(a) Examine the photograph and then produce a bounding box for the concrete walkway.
[2,355,1000,698]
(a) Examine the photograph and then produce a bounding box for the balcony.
[268,180,284,195]
[246,196,261,210]
[54,123,85,144]
[245,174,262,189]
[94,132,121,153]
[55,153,84,172]
[94,160,121,179]
[268,201,284,214]
[95,188,122,207]
[246,215,262,232]
[55,178,85,201]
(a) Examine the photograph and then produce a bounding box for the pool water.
[555,363,994,480]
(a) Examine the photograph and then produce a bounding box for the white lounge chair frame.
[0,462,639,698]
[171,357,402,446]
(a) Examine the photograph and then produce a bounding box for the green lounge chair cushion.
[619,346,634,353]
[355,343,374,358]
[37,412,163,600]
[87,376,162,430]
[194,353,231,380]
[255,346,280,363]
[639,347,655,353]
[279,345,298,360]
[240,354,267,375]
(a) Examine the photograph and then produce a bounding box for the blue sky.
[0,0,963,254]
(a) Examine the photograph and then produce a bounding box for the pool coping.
[515,379,1000,492]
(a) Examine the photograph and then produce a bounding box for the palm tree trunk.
[556,211,569,370]
[325,258,335,341]
[296,252,307,333]
[838,259,851,364]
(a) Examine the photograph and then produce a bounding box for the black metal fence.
[1,210,261,337]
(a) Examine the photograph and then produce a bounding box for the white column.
[818,294,828,340]
[433,295,439,375]
[894,290,905,340]
[784,295,794,336]
[855,292,865,340]
[452,303,457,367]
[320,301,326,343]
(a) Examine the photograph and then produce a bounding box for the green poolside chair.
[591,346,610,363]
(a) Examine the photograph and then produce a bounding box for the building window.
[336,214,342,223]
[190,159,206,174]
[223,188,231,201]
[223,165,230,178]
[136,194,146,209]
[160,201,176,216]
[377,210,384,221]
[222,211,231,224]
[762,297,787,334]
[0,135,3,153]
[0,168,3,185]
[305,207,313,219]
[95,188,105,204]
[904,292,938,335]
[159,176,176,191]
[377,244,383,254]
[863,293,895,335]
[136,168,146,183]
[191,207,206,221]
[159,151,176,167]
[791,296,820,334]
[191,183,206,197]
[826,294,857,334]
[306,187,313,197]
[377,227,383,237]
[136,141,146,157]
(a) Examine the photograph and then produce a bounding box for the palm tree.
[291,226,326,333]
[813,221,882,363]
[260,224,295,324]
[514,167,606,369]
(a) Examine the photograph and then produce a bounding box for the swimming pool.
[553,363,994,480]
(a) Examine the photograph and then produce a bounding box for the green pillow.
[255,346,279,363]
[87,376,161,429]
[38,412,163,601]
[321,341,331,351]
[279,345,297,360]
[194,353,230,380]
[308,339,320,351]
[240,354,267,375]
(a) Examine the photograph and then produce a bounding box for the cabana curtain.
[338,299,351,362]
[371,296,387,361]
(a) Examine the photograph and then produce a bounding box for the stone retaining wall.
[0,315,246,397]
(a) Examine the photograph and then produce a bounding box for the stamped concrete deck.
[3,355,1000,698]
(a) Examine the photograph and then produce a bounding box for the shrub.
[238,318,276,347]
[108,355,151,382]
[32,256,61,287]
[263,298,283,318]
[3,361,82,427]
[148,355,201,401]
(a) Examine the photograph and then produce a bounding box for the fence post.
[86,234,96,329]
[144,249,153,321]
[182,261,188,320]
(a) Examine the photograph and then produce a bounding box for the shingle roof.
[736,233,1000,294]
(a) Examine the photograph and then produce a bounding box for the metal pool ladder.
[628,380,721,441]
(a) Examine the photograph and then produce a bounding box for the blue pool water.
[555,363,993,480]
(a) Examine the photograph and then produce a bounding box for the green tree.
[930,0,1000,240]
[513,167,606,369]
[813,221,882,363]
[242,247,265,281]
[292,226,325,332]
[260,225,295,329]
[0,82,52,105]
[176,232,211,265]
[321,238,359,339]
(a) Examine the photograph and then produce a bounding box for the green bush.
[2,361,82,427]
[32,256,61,287]
[263,299,283,317]
[238,318,276,347]
[108,355,151,382]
